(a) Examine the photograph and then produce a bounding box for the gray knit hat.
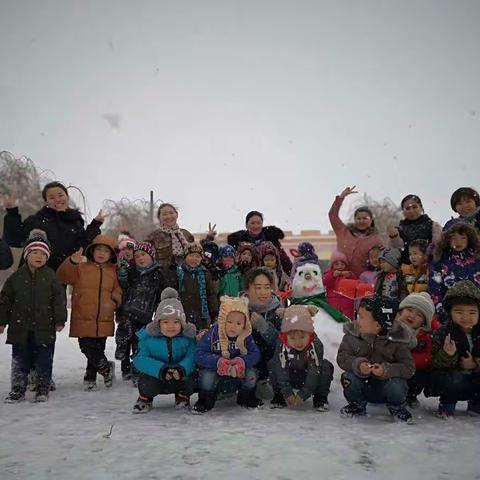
[379,247,402,268]
[399,292,435,330]
[146,288,186,335]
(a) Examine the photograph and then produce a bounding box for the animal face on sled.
[292,263,325,298]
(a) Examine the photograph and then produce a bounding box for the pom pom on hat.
[161,287,179,301]
[23,229,51,260]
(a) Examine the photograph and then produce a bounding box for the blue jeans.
[11,332,54,392]
[424,370,480,404]
[198,368,258,395]
[341,371,408,407]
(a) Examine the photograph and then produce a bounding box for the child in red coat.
[324,251,358,320]
[398,292,439,407]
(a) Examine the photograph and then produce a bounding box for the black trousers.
[115,318,143,373]
[78,338,109,380]
[11,331,54,392]
[138,372,196,400]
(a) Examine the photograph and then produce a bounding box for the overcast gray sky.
[1,0,479,234]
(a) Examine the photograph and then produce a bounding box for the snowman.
[290,262,349,325]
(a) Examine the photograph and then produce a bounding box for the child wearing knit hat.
[117,232,135,262]
[167,242,219,333]
[2,230,67,403]
[375,247,408,303]
[115,241,167,384]
[132,288,197,413]
[323,250,358,320]
[397,292,440,407]
[258,241,290,294]
[268,305,334,411]
[217,245,243,298]
[429,280,480,418]
[236,242,259,275]
[337,296,415,423]
[193,296,261,413]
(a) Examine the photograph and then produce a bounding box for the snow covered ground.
[0,317,478,480]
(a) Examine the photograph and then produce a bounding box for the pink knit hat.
[329,250,349,268]
[277,305,318,334]
[118,233,135,251]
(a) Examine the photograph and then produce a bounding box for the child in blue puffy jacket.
[193,296,261,413]
[132,288,196,413]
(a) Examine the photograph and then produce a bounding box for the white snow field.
[0,317,478,480]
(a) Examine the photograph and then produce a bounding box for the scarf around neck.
[248,295,281,314]
[158,223,190,257]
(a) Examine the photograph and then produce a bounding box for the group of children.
[0,185,480,423]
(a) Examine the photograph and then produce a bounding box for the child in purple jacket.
[193,296,261,413]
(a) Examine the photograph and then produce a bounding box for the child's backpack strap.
[308,345,320,367]
[279,345,288,369]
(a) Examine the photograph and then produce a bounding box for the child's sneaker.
[435,402,456,420]
[132,396,153,414]
[388,405,414,424]
[122,371,132,381]
[100,361,115,388]
[35,386,49,403]
[270,392,287,409]
[340,402,367,418]
[84,380,97,392]
[4,390,26,404]
[313,395,329,412]
[466,401,480,417]
[175,392,190,409]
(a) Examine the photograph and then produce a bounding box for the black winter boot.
[313,395,329,412]
[192,391,216,414]
[340,402,367,418]
[270,391,287,409]
[237,389,263,409]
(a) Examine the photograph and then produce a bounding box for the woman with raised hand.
[3,181,103,271]
[328,186,384,277]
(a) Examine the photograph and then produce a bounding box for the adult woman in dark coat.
[227,211,292,275]
[387,194,442,264]
[3,181,104,271]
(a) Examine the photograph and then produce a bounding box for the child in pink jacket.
[324,251,358,320]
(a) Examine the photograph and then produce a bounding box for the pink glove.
[217,357,231,376]
[230,357,246,379]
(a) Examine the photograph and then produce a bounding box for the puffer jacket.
[336,321,415,379]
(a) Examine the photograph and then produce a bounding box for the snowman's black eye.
[313,271,318,275]
[299,271,303,276]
